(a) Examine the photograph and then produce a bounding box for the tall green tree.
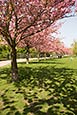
[72,41,77,56]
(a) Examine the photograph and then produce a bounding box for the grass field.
[0,57,77,115]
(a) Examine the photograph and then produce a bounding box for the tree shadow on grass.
[0,67,23,115]
[0,90,21,115]
[0,62,77,114]
[0,67,11,82]
[16,65,77,115]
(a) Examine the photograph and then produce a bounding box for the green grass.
[0,57,77,115]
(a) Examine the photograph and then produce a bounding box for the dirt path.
[0,59,26,67]
[0,60,11,67]
[0,58,38,67]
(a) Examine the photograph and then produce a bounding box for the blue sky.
[58,16,77,48]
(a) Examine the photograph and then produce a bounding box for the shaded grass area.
[0,57,77,115]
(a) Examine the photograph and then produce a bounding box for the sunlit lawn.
[0,57,77,115]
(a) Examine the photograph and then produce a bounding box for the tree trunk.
[26,45,30,64]
[11,46,19,81]
[37,52,40,61]
[44,53,47,60]
[26,52,29,64]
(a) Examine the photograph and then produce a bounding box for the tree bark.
[11,46,19,81]
[26,52,29,64]
[37,51,40,61]
[44,53,47,60]
[26,45,30,64]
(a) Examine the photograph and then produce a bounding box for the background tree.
[52,39,71,57]
[0,35,10,60]
[72,40,77,56]
[0,0,75,81]
[18,23,60,62]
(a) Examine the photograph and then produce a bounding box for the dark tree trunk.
[26,52,29,64]
[37,51,40,61]
[11,46,19,81]
[26,45,30,64]
[44,53,47,60]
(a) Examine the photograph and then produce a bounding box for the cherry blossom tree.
[53,39,73,57]
[75,0,77,12]
[0,0,75,81]
[19,32,73,61]
[18,23,62,62]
